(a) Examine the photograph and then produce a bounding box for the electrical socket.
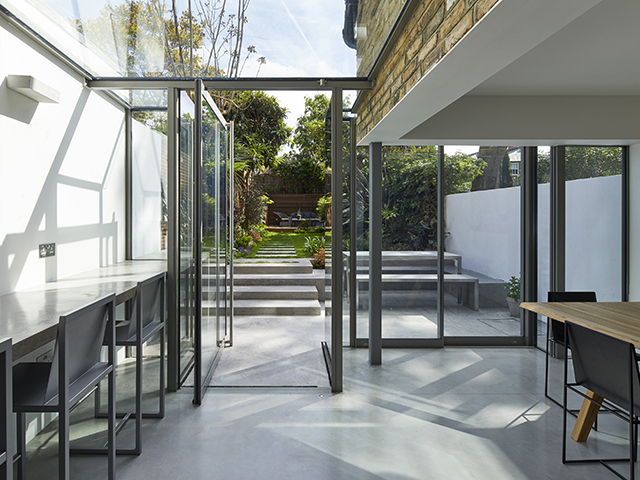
[39,243,55,258]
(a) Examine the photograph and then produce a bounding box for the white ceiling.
[358,0,640,146]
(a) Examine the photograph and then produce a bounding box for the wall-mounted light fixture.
[6,75,60,103]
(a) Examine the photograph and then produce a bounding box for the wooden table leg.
[571,390,603,442]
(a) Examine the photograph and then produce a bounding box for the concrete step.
[202,299,322,316]
[202,285,318,301]
[232,261,313,275]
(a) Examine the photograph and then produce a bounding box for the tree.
[378,146,485,250]
[227,92,290,236]
[228,91,291,172]
[272,94,331,194]
[290,94,331,169]
[537,147,621,183]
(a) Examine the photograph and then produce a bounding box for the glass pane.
[565,147,622,300]
[131,112,168,259]
[444,146,522,337]
[7,0,356,78]
[353,145,369,340]
[201,98,227,388]
[179,90,195,382]
[356,0,408,77]
[380,146,440,339]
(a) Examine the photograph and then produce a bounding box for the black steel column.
[550,146,565,292]
[521,147,538,345]
[369,142,382,365]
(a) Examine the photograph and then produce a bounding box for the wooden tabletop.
[520,301,640,347]
[0,260,166,360]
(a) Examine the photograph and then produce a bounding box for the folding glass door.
[176,82,230,404]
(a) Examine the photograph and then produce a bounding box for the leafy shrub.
[310,247,325,269]
[235,234,253,249]
[303,236,325,256]
[235,246,252,258]
[316,194,331,220]
[505,276,521,299]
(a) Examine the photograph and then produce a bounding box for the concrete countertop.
[0,260,166,360]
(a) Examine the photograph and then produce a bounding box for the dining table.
[520,301,640,442]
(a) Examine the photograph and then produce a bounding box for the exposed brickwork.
[356,0,499,142]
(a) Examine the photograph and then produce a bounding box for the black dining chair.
[94,272,165,456]
[13,294,116,480]
[545,291,597,409]
[563,321,640,479]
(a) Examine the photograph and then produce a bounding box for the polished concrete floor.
[22,345,636,480]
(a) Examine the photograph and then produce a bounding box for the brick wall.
[356,0,499,142]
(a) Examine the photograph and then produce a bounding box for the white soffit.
[358,0,604,146]
[6,75,60,103]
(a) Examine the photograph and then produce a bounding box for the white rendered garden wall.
[446,175,622,302]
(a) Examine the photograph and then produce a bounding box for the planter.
[506,296,521,317]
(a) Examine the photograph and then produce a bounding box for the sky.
[239,0,356,131]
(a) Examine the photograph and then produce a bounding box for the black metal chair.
[13,294,116,480]
[563,321,640,479]
[96,272,165,455]
[545,291,597,409]
[0,338,11,480]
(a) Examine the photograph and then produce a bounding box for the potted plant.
[505,276,521,317]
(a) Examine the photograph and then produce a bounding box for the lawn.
[247,230,328,258]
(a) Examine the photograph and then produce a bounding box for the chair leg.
[134,341,142,455]
[16,412,26,480]
[108,368,116,480]
[545,319,551,399]
[159,327,165,418]
[630,412,635,480]
[562,343,569,465]
[59,407,70,480]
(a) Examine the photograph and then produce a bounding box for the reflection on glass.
[444,146,521,337]
[178,90,195,382]
[131,113,168,258]
[355,0,407,76]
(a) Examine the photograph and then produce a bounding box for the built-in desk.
[0,260,166,360]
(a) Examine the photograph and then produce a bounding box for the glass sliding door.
[382,147,441,342]
[443,146,522,338]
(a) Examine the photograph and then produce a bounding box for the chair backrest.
[548,291,597,344]
[124,272,165,340]
[566,321,640,413]
[45,294,115,404]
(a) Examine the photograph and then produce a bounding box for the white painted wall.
[446,175,622,301]
[445,186,521,281]
[0,18,126,295]
[132,120,166,258]
[565,175,621,301]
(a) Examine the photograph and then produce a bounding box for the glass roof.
[3,0,356,82]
